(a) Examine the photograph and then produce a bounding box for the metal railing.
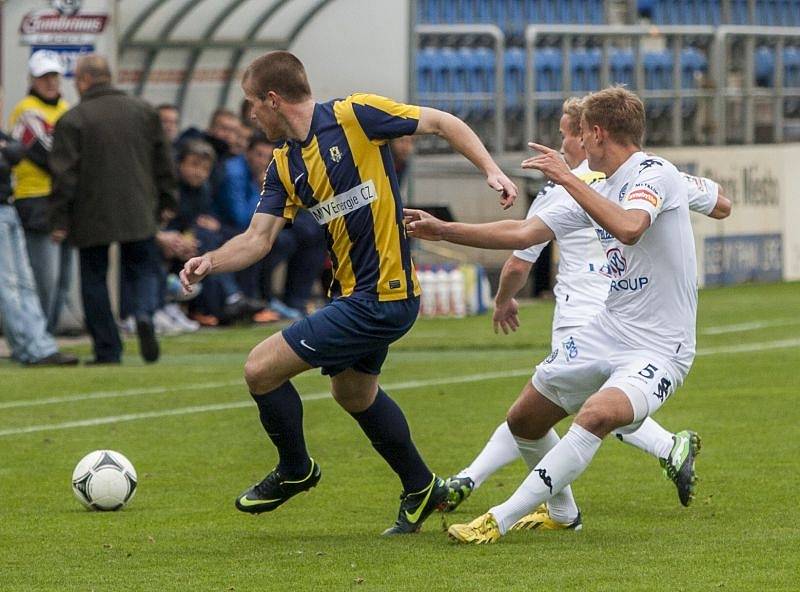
[524,24,717,146]
[413,24,507,153]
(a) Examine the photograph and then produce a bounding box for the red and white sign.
[19,10,108,45]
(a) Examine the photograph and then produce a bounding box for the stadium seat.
[755,46,775,87]
[570,47,601,91]
[785,46,800,115]
[504,47,525,111]
[610,47,635,87]
[644,49,672,116]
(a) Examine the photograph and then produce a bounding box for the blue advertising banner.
[704,234,783,286]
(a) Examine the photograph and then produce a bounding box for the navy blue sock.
[350,388,433,493]
[251,382,311,479]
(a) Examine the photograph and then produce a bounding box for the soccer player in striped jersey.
[443,98,731,521]
[179,51,517,535]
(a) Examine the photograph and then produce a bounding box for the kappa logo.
[536,468,553,494]
[638,158,663,172]
[653,377,672,402]
[329,146,343,163]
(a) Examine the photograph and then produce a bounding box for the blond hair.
[581,87,645,148]
[561,97,583,136]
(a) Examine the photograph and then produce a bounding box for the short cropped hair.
[242,51,312,103]
[561,97,583,136]
[76,54,112,85]
[178,139,216,165]
[247,130,273,152]
[208,107,237,129]
[581,86,645,148]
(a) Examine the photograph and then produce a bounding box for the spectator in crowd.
[215,132,325,320]
[49,54,177,364]
[0,90,77,367]
[231,119,255,156]
[156,103,181,144]
[390,135,414,190]
[8,50,72,333]
[177,108,240,193]
[167,138,262,326]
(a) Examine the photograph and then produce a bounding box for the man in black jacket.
[49,54,177,364]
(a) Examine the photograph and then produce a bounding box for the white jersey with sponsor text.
[538,152,697,376]
[513,160,608,330]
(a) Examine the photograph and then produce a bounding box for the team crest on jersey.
[618,182,629,202]
[329,146,343,163]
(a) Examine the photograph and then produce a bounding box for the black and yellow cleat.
[235,459,321,514]
[661,430,701,507]
[442,475,474,513]
[382,475,449,535]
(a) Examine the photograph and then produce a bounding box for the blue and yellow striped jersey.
[256,93,421,302]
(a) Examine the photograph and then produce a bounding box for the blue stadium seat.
[730,0,749,23]
[755,46,775,87]
[535,47,563,92]
[610,48,635,87]
[785,46,800,115]
[570,48,601,91]
[504,47,526,110]
[644,50,672,116]
[416,47,438,97]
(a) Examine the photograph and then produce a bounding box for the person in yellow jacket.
[8,50,71,334]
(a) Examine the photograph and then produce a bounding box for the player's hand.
[521,143,572,185]
[487,170,518,210]
[493,298,520,335]
[403,208,445,241]
[179,254,213,294]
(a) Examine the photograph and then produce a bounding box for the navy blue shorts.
[282,295,419,376]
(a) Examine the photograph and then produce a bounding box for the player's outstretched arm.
[403,208,554,250]
[180,213,285,293]
[522,142,649,245]
[709,191,732,219]
[493,255,533,335]
[416,107,518,209]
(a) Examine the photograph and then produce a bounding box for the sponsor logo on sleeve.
[625,188,661,208]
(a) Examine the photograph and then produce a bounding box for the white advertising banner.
[656,143,799,286]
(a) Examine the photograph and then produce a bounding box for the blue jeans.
[23,230,74,334]
[0,205,58,363]
[80,238,161,362]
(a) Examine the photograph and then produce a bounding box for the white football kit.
[515,161,718,352]
[533,152,698,426]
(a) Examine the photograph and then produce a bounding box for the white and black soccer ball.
[71,450,138,511]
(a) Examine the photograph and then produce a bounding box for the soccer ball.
[71,450,138,511]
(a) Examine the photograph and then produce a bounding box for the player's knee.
[506,404,549,440]
[244,353,278,394]
[574,399,616,436]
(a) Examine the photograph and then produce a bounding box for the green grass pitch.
[1,282,798,591]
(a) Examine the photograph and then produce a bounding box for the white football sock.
[514,430,580,525]
[614,417,674,460]
[458,422,520,489]
[490,424,602,534]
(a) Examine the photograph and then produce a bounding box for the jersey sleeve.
[535,197,593,241]
[255,158,298,223]
[349,93,420,141]
[620,158,676,224]
[683,173,719,216]
[512,182,557,262]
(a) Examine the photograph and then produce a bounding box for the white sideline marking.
[695,337,800,356]
[701,318,800,335]
[0,380,244,410]
[0,369,532,437]
[3,337,799,437]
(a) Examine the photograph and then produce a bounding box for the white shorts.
[534,318,687,425]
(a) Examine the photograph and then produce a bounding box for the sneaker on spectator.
[163,303,200,332]
[153,309,184,336]
[253,308,281,324]
[270,298,304,321]
[117,316,136,335]
[189,311,219,327]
